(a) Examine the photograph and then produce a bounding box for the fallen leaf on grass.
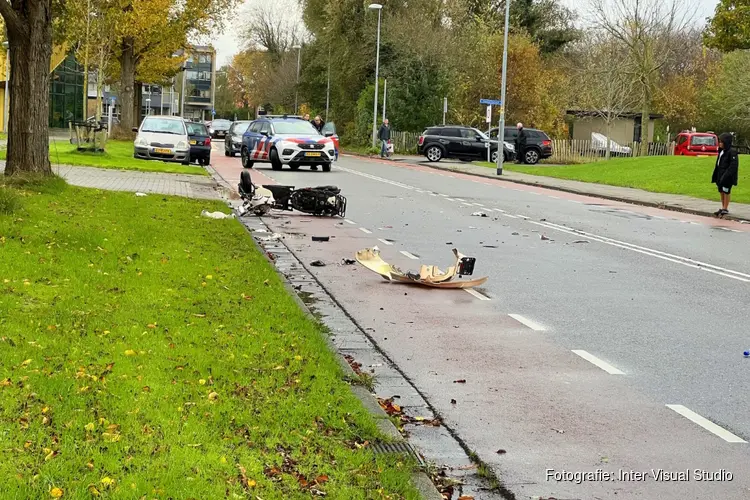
[192,313,206,318]
[0,378,11,387]
[124,350,136,356]
[208,391,219,401]
[50,487,64,498]
[87,485,100,496]
[147,324,156,329]
[100,477,115,488]
[21,359,32,367]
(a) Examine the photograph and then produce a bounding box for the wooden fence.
[549,140,675,163]
[390,131,420,154]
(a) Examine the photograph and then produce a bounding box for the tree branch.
[0,0,25,38]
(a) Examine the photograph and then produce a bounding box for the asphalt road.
[212,144,750,499]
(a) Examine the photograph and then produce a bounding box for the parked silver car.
[133,116,190,164]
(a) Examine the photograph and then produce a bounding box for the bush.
[0,187,21,215]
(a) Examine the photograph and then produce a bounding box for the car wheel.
[425,146,443,162]
[289,164,300,171]
[241,148,254,169]
[322,163,331,172]
[270,149,282,170]
[491,150,499,163]
[524,149,540,165]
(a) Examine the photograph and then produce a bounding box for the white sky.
[209,0,719,68]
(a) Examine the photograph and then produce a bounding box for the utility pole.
[294,45,301,114]
[443,97,447,125]
[382,78,387,122]
[325,46,331,122]
[369,3,383,147]
[496,0,511,176]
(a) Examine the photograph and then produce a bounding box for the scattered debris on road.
[512,232,519,236]
[471,211,488,217]
[551,428,565,434]
[256,233,282,242]
[135,192,148,197]
[540,234,550,241]
[377,397,442,429]
[355,247,488,289]
[343,354,363,374]
[310,260,326,267]
[451,399,457,404]
[495,449,507,455]
[342,259,356,265]
[572,240,590,244]
[453,379,467,384]
[311,236,330,242]
[201,210,234,219]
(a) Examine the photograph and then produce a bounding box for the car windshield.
[212,120,231,128]
[273,120,320,135]
[186,122,208,135]
[233,121,251,134]
[691,135,716,146]
[141,117,185,135]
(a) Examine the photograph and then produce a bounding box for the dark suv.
[417,125,515,163]
[488,127,552,164]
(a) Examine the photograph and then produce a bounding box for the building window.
[49,53,84,128]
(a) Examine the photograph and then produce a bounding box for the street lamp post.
[325,45,331,122]
[496,0,511,175]
[2,41,9,135]
[293,45,301,115]
[369,3,383,148]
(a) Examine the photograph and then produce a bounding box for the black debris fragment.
[312,236,330,242]
[310,260,326,267]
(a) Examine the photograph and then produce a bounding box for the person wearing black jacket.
[515,123,527,164]
[711,132,739,217]
[311,115,325,133]
[378,119,391,158]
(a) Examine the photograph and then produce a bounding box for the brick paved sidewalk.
[1,161,224,200]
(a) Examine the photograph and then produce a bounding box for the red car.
[674,132,718,156]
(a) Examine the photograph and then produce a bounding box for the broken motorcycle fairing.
[355,247,488,288]
[238,169,346,217]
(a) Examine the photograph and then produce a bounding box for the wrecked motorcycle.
[238,169,347,217]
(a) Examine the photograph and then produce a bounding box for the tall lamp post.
[293,45,301,115]
[2,41,9,135]
[369,3,383,148]
[325,45,331,122]
[496,0,511,175]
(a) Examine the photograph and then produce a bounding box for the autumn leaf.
[87,485,101,497]
[147,324,156,329]
[124,350,136,356]
[21,359,32,367]
[85,422,95,432]
[208,391,218,401]
[49,487,64,498]
[198,379,206,385]
[0,378,12,387]
[100,477,116,488]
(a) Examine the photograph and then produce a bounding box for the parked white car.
[133,116,190,164]
[591,132,632,156]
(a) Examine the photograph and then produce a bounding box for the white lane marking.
[377,238,393,246]
[508,314,546,331]
[515,214,530,219]
[570,200,583,204]
[549,196,560,199]
[465,289,491,301]
[337,165,416,190]
[429,193,438,196]
[400,250,419,260]
[344,219,357,225]
[665,405,747,443]
[454,198,466,202]
[529,192,541,196]
[461,202,473,206]
[527,219,750,282]
[472,203,485,207]
[651,215,665,219]
[503,213,519,219]
[446,198,456,202]
[439,193,449,197]
[359,227,372,234]
[730,229,742,233]
[689,221,700,225]
[571,350,625,375]
[493,208,506,213]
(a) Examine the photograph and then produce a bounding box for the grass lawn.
[476,156,749,204]
[0,140,207,176]
[0,179,418,499]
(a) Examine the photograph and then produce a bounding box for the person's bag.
[387,141,394,154]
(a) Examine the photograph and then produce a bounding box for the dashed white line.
[508,314,546,331]
[429,193,438,196]
[571,350,625,375]
[454,198,466,202]
[503,213,519,219]
[439,194,449,197]
[493,208,506,213]
[529,192,541,196]
[569,200,583,204]
[666,405,747,443]
[359,227,373,234]
[651,215,665,219]
[377,238,393,246]
[472,203,485,207]
[549,196,560,199]
[400,250,419,260]
[465,289,491,301]
[446,198,456,202]
[461,202,473,206]
[514,214,530,219]
[344,219,357,225]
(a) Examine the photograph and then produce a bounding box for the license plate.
[189,140,197,145]
[154,148,171,154]
[305,152,322,157]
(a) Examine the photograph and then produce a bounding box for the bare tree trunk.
[605,115,612,160]
[4,0,53,176]
[640,85,650,157]
[118,39,136,134]
[95,49,104,122]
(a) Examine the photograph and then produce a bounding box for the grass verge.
[476,156,748,204]
[0,180,419,499]
[0,140,207,176]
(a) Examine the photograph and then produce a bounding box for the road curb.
[342,151,750,222]
[235,215,445,500]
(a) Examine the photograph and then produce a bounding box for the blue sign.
[211,109,216,116]
[480,99,502,106]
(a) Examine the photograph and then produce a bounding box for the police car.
[240,116,338,172]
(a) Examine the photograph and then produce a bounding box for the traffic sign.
[480,98,502,106]
[485,105,492,123]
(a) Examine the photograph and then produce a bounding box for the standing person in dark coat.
[515,122,527,164]
[712,132,739,217]
[311,115,325,133]
[378,119,391,158]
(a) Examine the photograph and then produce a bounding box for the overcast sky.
[209,0,720,68]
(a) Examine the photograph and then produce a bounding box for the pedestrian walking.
[712,132,739,218]
[311,115,325,133]
[378,119,391,158]
[515,122,527,164]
